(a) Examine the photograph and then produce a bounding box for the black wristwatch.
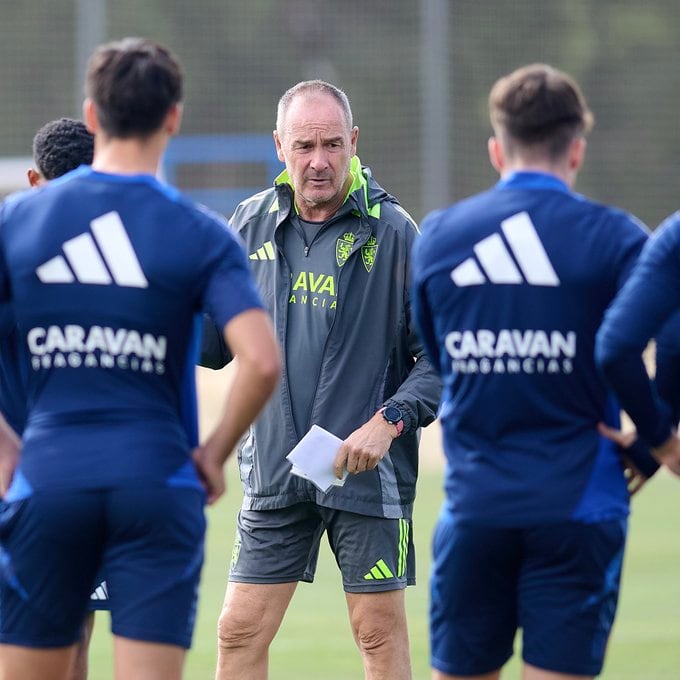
[380,405,404,437]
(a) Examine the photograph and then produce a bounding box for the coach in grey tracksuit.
[203,157,438,519]
[203,80,441,680]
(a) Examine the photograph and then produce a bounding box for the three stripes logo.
[363,558,395,581]
[363,519,409,580]
[249,240,276,261]
[36,211,148,288]
[90,580,109,602]
[450,211,559,287]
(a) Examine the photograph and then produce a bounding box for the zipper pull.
[303,246,309,257]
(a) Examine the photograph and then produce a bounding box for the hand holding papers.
[286,425,348,492]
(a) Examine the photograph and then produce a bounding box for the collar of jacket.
[270,155,381,223]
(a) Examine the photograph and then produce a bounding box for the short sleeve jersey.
[0,167,263,492]
[411,171,648,526]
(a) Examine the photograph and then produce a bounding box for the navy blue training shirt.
[596,211,680,446]
[0,317,25,434]
[0,166,263,494]
[412,171,648,526]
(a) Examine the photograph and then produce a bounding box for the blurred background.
[2,0,680,228]
[2,3,680,677]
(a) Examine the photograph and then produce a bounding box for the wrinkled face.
[274,92,358,219]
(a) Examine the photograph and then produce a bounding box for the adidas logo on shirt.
[36,211,148,288]
[450,211,559,287]
[249,240,276,261]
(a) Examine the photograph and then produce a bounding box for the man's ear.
[569,137,586,172]
[487,136,505,174]
[83,98,98,134]
[273,130,285,163]
[165,103,183,136]
[350,126,359,157]
[27,168,42,187]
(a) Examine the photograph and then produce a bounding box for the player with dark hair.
[21,118,102,680]
[412,63,657,680]
[0,118,96,439]
[26,117,99,680]
[0,118,95,439]
[28,118,94,187]
[0,37,280,680]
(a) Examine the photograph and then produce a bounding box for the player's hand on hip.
[597,422,648,495]
[333,412,397,478]
[597,422,637,449]
[192,444,227,505]
[652,432,680,477]
[620,455,647,495]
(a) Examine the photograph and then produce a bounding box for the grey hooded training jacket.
[201,157,441,519]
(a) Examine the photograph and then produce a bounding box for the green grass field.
[86,463,680,679]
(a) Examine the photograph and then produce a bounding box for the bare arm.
[0,412,20,497]
[193,308,280,504]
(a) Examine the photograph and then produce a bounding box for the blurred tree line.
[1,0,679,227]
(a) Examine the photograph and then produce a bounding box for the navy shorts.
[430,511,627,676]
[230,503,415,593]
[0,483,205,648]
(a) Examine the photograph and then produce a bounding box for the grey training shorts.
[229,502,415,593]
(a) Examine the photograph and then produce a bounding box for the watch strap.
[379,406,404,437]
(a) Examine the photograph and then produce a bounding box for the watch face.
[383,406,403,424]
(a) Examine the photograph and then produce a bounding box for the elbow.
[594,345,614,377]
[594,331,626,377]
[224,309,281,392]
[259,353,282,391]
[244,348,281,394]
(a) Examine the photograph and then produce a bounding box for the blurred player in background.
[202,80,441,680]
[0,118,95,439]
[27,117,100,680]
[596,212,680,474]
[0,37,279,680]
[411,63,658,680]
[27,118,94,189]
[26,116,108,680]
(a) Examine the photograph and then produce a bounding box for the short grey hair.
[276,80,353,134]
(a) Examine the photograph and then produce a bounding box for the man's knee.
[348,591,408,655]
[217,583,295,653]
[216,603,267,651]
[354,617,398,654]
